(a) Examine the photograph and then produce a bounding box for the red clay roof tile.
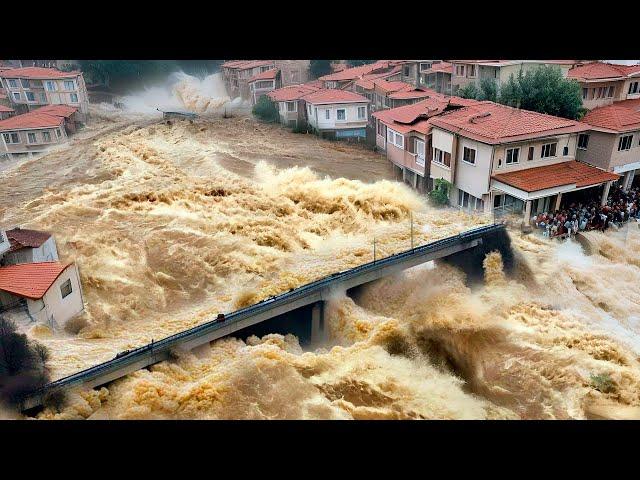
[0,67,81,79]
[492,161,619,192]
[582,104,640,132]
[302,89,369,104]
[429,101,589,144]
[0,261,71,299]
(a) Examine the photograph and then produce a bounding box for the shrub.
[252,96,279,123]
[590,373,616,394]
[428,178,452,206]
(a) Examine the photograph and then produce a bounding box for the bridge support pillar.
[310,300,326,344]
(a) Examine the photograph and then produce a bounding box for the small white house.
[302,89,370,140]
[1,227,58,266]
[0,261,84,330]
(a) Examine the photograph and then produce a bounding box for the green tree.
[252,95,279,123]
[498,66,585,120]
[309,60,332,79]
[428,178,452,206]
[347,60,377,67]
[457,83,479,100]
[78,60,179,88]
[478,77,498,102]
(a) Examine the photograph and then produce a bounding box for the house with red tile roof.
[319,61,402,90]
[267,83,322,128]
[568,62,640,110]
[248,68,281,106]
[0,104,77,159]
[303,89,370,140]
[427,101,618,220]
[578,103,640,190]
[448,60,582,97]
[372,96,480,192]
[0,66,89,121]
[222,60,310,102]
[0,227,59,266]
[0,261,84,329]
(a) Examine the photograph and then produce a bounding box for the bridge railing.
[24,223,505,404]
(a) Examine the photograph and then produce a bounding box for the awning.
[491,161,619,201]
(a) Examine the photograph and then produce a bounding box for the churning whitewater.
[1,71,639,420]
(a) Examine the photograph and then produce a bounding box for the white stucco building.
[0,261,84,330]
[303,89,370,140]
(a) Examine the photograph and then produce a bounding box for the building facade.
[0,67,89,121]
[568,62,640,110]
[0,105,76,159]
[427,101,618,220]
[578,103,640,190]
[303,90,370,140]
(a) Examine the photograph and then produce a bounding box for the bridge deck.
[21,223,504,410]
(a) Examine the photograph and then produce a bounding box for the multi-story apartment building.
[448,60,580,95]
[318,61,402,90]
[578,103,640,190]
[372,96,479,192]
[0,67,89,121]
[567,62,640,110]
[221,60,310,101]
[0,105,76,159]
[427,101,618,220]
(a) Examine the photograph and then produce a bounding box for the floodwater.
[1,72,639,419]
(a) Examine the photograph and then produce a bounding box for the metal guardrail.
[23,223,505,407]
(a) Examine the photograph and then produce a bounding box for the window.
[325,109,330,120]
[20,79,30,88]
[629,81,639,95]
[45,81,56,91]
[39,93,47,103]
[433,148,451,167]
[26,91,35,102]
[577,134,590,150]
[462,146,476,165]
[27,132,36,143]
[541,143,557,158]
[528,146,534,160]
[562,145,569,156]
[286,101,296,112]
[607,86,615,98]
[357,106,366,120]
[455,65,465,76]
[377,121,385,136]
[12,92,20,101]
[43,131,51,142]
[582,88,588,100]
[387,129,404,148]
[618,134,633,151]
[56,129,62,138]
[403,66,410,76]
[70,93,78,103]
[467,65,477,78]
[336,109,346,121]
[416,139,425,167]
[505,147,519,165]
[3,133,19,144]
[8,79,17,88]
[60,279,73,299]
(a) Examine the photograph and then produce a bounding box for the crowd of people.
[531,184,640,238]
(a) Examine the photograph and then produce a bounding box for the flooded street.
[1,72,639,420]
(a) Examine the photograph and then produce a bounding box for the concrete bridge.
[21,223,510,411]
